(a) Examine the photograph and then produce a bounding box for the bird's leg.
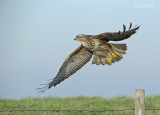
[106,56,112,64]
[106,50,118,64]
[109,50,118,58]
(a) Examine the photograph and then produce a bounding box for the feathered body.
[37,23,140,93]
[74,34,126,65]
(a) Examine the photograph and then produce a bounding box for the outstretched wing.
[93,23,140,42]
[37,45,93,93]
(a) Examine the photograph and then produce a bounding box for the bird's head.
[74,34,87,42]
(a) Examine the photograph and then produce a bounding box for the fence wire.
[0,108,160,115]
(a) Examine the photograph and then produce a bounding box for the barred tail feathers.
[110,43,127,55]
[92,43,127,65]
[92,55,111,65]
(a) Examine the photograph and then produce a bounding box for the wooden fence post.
[135,89,145,115]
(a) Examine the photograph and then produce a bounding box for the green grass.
[0,95,160,115]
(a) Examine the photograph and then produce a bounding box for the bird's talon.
[112,53,117,58]
[106,56,112,64]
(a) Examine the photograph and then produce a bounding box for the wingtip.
[134,25,140,31]
[123,24,126,34]
[36,83,50,93]
[129,22,132,30]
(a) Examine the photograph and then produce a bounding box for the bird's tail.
[92,43,127,65]
[110,43,127,55]
[109,43,127,63]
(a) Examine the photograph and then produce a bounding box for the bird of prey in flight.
[37,23,140,93]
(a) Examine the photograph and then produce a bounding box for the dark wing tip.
[95,23,140,42]
[128,22,132,30]
[121,23,139,34]
[133,24,140,32]
[123,24,126,34]
[125,22,140,32]
[36,83,50,93]
[125,23,140,33]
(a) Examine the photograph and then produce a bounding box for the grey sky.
[0,0,160,99]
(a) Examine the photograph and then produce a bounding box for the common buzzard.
[37,23,140,93]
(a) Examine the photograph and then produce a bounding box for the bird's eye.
[77,36,81,38]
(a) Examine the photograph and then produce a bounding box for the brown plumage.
[37,23,140,93]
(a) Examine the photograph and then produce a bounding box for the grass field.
[0,96,160,115]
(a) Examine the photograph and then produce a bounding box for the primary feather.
[93,23,140,42]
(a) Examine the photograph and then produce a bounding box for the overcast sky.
[0,0,160,99]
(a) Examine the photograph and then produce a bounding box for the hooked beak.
[74,37,77,40]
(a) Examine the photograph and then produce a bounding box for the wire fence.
[1,108,160,115]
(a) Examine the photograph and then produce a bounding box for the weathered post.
[135,89,145,115]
